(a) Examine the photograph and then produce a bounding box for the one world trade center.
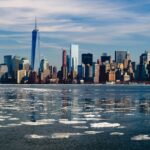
[31,18,40,71]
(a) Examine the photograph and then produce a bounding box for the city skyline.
[1,0,150,67]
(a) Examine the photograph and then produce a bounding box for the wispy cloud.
[0,0,150,64]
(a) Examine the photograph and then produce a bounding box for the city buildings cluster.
[1,21,150,84]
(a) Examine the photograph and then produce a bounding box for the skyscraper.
[31,18,40,71]
[82,53,93,66]
[70,44,79,78]
[62,50,68,80]
[140,51,150,64]
[62,50,67,67]
[4,55,12,77]
[115,51,127,64]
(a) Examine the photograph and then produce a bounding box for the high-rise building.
[0,64,8,82]
[40,59,49,72]
[140,51,150,64]
[12,56,20,79]
[82,53,93,66]
[101,53,111,64]
[20,57,30,71]
[115,51,127,63]
[70,44,79,78]
[17,70,27,84]
[31,18,40,71]
[93,63,100,83]
[4,55,12,77]
[62,50,67,67]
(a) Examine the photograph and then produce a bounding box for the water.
[0,84,150,150]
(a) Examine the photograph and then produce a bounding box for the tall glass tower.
[70,44,79,77]
[31,18,40,71]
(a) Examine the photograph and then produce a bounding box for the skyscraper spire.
[35,16,37,30]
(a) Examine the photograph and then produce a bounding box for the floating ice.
[91,122,120,128]
[73,126,89,129]
[110,132,124,136]
[25,134,49,139]
[84,114,95,118]
[131,135,150,141]
[8,118,20,121]
[51,132,82,139]
[0,118,5,121]
[84,131,104,135]
[59,119,86,125]
[21,119,55,126]
[125,114,134,116]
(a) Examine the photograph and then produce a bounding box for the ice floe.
[21,119,55,126]
[131,135,150,141]
[91,122,120,128]
[8,117,20,121]
[59,119,86,125]
[110,132,124,136]
[84,131,104,135]
[73,126,89,129]
[25,134,49,139]
[51,132,82,139]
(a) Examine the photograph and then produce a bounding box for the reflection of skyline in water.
[0,85,150,150]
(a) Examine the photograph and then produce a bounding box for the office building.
[140,51,150,64]
[12,56,20,79]
[40,59,49,72]
[115,51,127,63]
[31,18,40,71]
[20,57,30,71]
[101,53,111,64]
[0,64,8,82]
[82,53,93,66]
[70,44,79,78]
[4,55,12,77]
[17,70,27,84]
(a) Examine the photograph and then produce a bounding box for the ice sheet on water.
[59,119,86,125]
[131,135,150,141]
[51,132,82,139]
[110,132,124,136]
[91,122,120,128]
[73,126,89,129]
[22,88,61,92]
[8,117,20,121]
[21,119,55,126]
[84,131,104,135]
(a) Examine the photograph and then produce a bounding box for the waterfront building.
[70,44,79,78]
[31,18,40,71]
[20,57,30,71]
[101,53,111,64]
[17,70,27,84]
[93,63,100,83]
[52,66,57,79]
[40,59,49,72]
[115,51,127,64]
[123,72,130,82]
[108,70,116,82]
[82,53,93,66]
[61,50,68,81]
[4,55,12,77]
[140,51,150,65]
[28,71,39,84]
[67,55,71,74]
[0,64,8,82]
[135,64,148,81]
[12,56,20,80]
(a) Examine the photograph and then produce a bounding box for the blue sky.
[0,0,150,68]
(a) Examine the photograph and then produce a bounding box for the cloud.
[0,0,150,65]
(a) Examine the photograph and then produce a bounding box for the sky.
[0,0,150,68]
